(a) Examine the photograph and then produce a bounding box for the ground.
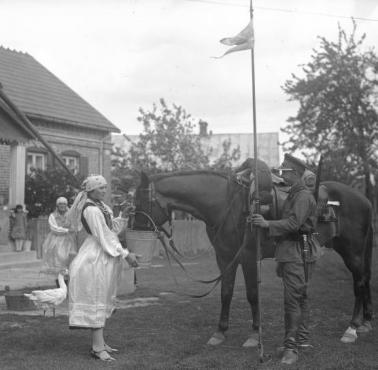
[0,248,378,369]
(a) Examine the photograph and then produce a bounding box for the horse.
[133,170,373,346]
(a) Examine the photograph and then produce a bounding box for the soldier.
[251,154,322,365]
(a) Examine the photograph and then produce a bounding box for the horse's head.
[133,172,171,230]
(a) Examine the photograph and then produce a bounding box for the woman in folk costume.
[68,175,139,362]
[42,197,76,277]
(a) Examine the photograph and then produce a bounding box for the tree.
[132,98,210,171]
[112,99,210,195]
[25,168,82,218]
[282,21,378,201]
[111,99,243,199]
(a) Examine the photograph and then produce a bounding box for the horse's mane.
[150,170,234,182]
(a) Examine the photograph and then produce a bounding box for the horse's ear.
[140,171,150,187]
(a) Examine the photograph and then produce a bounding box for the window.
[27,152,46,173]
[63,155,79,174]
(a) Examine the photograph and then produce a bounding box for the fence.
[30,217,214,260]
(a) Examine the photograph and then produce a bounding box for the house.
[0,46,120,260]
[0,46,120,206]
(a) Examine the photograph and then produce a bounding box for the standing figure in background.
[42,197,76,277]
[10,204,27,252]
[68,175,139,362]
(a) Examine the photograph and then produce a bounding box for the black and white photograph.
[0,0,378,368]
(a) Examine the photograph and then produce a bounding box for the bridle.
[135,181,173,238]
[133,176,250,298]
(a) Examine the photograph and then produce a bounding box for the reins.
[133,175,247,298]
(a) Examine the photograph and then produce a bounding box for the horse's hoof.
[340,326,357,343]
[207,332,225,346]
[242,333,259,347]
[357,321,372,333]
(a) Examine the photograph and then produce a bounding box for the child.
[10,204,27,252]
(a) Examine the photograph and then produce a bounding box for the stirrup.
[90,349,115,362]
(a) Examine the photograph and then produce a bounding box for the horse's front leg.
[240,246,260,348]
[207,254,238,346]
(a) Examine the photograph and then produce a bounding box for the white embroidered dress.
[68,201,128,328]
[42,211,76,274]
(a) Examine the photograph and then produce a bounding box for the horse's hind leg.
[359,225,373,333]
[207,253,238,346]
[334,239,370,343]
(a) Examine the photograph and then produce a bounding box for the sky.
[1,0,378,142]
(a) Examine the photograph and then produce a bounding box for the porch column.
[9,143,26,206]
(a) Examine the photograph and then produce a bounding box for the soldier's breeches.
[279,262,314,349]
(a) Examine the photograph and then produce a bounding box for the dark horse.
[134,170,373,346]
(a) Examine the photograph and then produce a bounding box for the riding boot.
[284,312,299,351]
[296,291,311,348]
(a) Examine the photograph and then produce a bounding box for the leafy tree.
[25,168,82,218]
[112,99,243,199]
[282,21,378,201]
[134,99,210,170]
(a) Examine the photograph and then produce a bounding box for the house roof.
[0,94,37,143]
[0,47,120,133]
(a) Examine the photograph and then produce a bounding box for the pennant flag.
[214,19,254,58]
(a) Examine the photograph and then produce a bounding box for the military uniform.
[268,158,322,352]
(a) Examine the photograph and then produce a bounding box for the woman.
[42,197,76,276]
[68,175,139,362]
[10,204,27,252]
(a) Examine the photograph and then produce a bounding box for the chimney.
[199,120,208,136]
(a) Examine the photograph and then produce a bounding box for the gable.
[0,47,120,133]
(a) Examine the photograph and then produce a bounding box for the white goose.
[24,269,68,317]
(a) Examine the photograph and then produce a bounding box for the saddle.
[246,176,340,245]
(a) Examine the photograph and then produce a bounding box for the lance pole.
[249,0,264,363]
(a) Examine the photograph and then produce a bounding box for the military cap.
[278,154,307,174]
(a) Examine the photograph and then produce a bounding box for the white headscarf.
[56,197,68,205]
[67,175,108,231]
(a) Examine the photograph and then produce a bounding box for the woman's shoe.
[104,343,119,353]
[90,349,115,362]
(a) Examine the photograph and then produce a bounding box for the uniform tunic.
[267,182,321,349]
[268,183,321,262]
[42,210,76,274]
[68,200,128,328]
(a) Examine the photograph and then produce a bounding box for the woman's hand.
[121,205,136,218]
[125,252,140,268]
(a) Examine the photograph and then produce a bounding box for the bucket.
[125,229,158,266]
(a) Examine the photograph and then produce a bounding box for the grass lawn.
[1,248,378,369]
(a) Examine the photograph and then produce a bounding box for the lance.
[249,0,265,363]
[0,83,80,188]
